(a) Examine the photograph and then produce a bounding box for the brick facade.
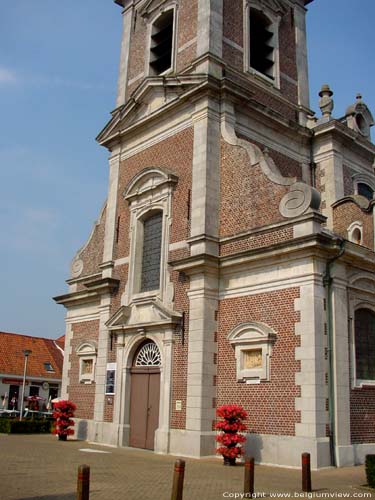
[55,0,375,468]
[217,289,301,436]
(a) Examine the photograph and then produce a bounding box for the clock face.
[42,382,49,391]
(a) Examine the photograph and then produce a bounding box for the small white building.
[0,331,64,411]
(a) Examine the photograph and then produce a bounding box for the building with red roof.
[0,331,64,411]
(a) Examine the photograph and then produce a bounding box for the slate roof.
[0,331,64,380]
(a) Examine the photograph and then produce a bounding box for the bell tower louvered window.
[140,211,163,292]
[150,10,174,76]
[249,8,274,80]
[355,308,375,381]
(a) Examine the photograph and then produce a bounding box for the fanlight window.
[135,342,161,366]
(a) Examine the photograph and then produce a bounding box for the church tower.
[55,0,375,468]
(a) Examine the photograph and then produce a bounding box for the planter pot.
[223,456,236,466]
[58,434,67,441]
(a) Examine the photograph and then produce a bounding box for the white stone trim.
[223,37,244,53]
[120,118,192,161]
[294,3,310,111]
[347,221,363,245]
[114,256,130,267]
[196,0,223,59]
[116,6,134,106]
[145,3,179,77]
[221,101,295,186]
[228,322,276,381]
[178,37,197,53]
[61,323,73,400]
[122,168,176,306]
[76,341,98,384]
[243,1,281,88]
[128,72,145,87]
[169,240,189,251]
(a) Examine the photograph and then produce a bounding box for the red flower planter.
[52,400,76,441]
[215,404,248,466]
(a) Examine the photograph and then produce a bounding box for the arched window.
[140,211,163,292]
[358,183,374,201]
[150,10,174,75]
[134,341,162,367]
[249,8,275,80]
[355,308,375,381]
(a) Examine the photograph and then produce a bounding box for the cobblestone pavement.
[0,434,373,500]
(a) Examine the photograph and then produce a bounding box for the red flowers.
[52,400,76,438]
[215,404,248,461]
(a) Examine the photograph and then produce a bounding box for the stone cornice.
[54,278,120,307]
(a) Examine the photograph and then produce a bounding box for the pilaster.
[116,5,134,107]
[294,3,310,121]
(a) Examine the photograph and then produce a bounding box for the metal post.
[19,349,32,421]
[77,464,90,500]
[302,452,312,492]
[244,457,255,497]
[171,459,185,500]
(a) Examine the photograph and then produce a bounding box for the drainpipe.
[309,133,316,188]
[323,238,345,467]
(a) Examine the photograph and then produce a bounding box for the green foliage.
[0,418,52,434]
[366,455,375,488]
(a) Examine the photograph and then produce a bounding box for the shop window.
[150,9,174,75]
[354,308,375,383]
[228,322,276,383]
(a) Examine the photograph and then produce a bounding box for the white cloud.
[0,66,17,84]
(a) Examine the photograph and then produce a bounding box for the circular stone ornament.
[71,258,84,278]
[279,182,321,218]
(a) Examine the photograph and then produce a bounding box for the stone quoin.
[54,0,375,468]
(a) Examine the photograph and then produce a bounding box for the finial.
[319,84,334,119]
[356,93,363,102]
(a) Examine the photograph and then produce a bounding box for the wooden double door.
[129,367,160,450]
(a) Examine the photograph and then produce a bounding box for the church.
[54,0,375,468]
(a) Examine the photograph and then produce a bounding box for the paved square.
[0,434,373,499]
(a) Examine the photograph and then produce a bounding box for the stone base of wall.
[73,420,372,468]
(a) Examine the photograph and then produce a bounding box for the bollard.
[301,453,312,493]
[171,459,185,500]
[77,464,90,500]
[244,456,255,497]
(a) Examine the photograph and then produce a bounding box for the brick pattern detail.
[333,202,374,251]
[68,321,99,420]
[350,387,375,443]
[78,206,106,278]
[220,227,294,256]
[220,139,290,237]
[217,288,301,436]
[223,0,243,46]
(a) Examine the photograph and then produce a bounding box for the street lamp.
[19,349,32,421]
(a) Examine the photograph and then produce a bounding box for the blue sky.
[0,0,374,339]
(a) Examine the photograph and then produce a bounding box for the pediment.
[138,0,177,19]
[248,0,288,16]
[97,75,204,147]
[106,298,182,332]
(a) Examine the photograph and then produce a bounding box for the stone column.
[155,329,174,453]
[116,5,134,108]
[182,96,220,456]
[295,268,331,468]
[330,265,352,466]
[294,4,310,122]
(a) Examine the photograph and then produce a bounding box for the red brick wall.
[68,320,99,420]
[217,288,301,435]
[332,201,374,251]
[220,140,289,237]
[350,387,375,443]
[114,128,193,263]
[220,227,293,256]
